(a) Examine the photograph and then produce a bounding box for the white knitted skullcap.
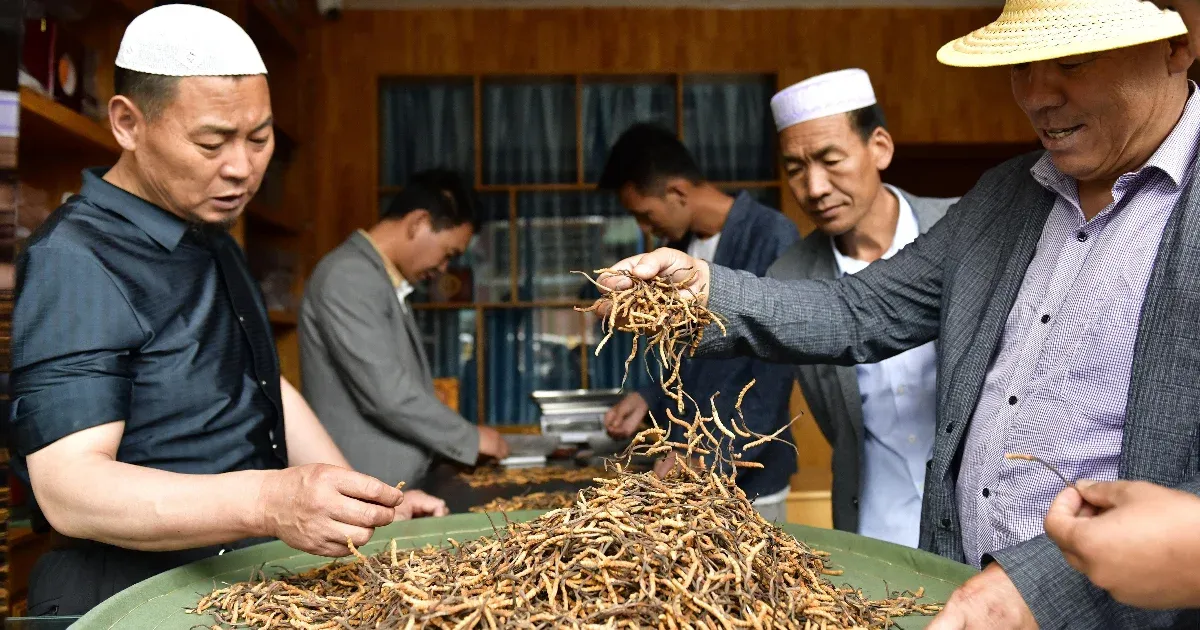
[115,4,267,77]
[770,69,876,132]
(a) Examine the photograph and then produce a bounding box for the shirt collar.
[357,228,405,290]
[80,167,189,251]
[1032,81,1200,198]
[831,185,919,276]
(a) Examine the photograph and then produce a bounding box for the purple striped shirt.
[958,85,1200,568]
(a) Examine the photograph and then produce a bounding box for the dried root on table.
[190,397,941,629]
[191,278,944,629]
[575,267,725,413]
[458,465,615,488]
[468,490,579,513]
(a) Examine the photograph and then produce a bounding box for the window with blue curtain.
[483,79,576,185]
[683,75,777,182]
[378,74,783,430]
[379,79,474,186]
[582,77,677,182]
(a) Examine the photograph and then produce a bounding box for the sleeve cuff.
[12,375,132,455]
[988,535,1113,629]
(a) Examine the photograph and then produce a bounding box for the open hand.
[258,464,404,557]
[477,426,511,462]
[394,489,449,520]
[1045,479,1200,609]
[604,392,650,439]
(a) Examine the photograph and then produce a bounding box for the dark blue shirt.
[638,191,801,499]
[9,168,287,484]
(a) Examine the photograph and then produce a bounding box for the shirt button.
[897,385,906,395]
[982,488,991,498]
[260,380,267,386]
[1008,395,1018,405]
[908,434,917,444]
[926,459,933,470]
[1041,314,1051,324]
[1077,231,1088,242]
[238,316,245,323]
[940,518,951,528]
[945,422,955,434]
[852,496,859,507]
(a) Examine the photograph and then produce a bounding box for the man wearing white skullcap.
[593,0,1200,627]
[764,69,957,550]
[10,4,444,615]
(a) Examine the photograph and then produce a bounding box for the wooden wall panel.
[309,7,1035,256]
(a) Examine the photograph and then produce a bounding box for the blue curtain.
[483,80,576,184]
[683,76,776,182]
[379,80,474,186]
[582,80,676,182]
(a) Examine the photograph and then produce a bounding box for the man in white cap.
[9,4,444,615]
[594,0,1199,627]
[764,69,954,548]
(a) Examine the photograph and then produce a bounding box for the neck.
[103,155,179,219]
[688,185,736,239]
[833,185,900,262]
[1076,83,1190,221]
[366,223,409,279]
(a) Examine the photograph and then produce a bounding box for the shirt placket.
[985,215,1107,558]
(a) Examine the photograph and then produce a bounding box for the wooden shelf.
[268,310,298,326]
[248,0,301,56]
[19,87,119,157]
[247,200,303,234]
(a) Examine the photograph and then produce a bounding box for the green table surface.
[75,511,976,629]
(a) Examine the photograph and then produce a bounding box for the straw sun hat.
[937,0,1188,68]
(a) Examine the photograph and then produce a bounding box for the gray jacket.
[765,188,954,535]
[298,232,479,486]
[698,151,1200,628]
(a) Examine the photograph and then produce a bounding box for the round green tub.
[74,511,976,629]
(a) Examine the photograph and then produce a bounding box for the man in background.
[766,69,955,547]
[300,169,510,488]
[598,123,800,522]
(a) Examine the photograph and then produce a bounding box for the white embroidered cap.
[770,68,876,132]
[115,4,267,77]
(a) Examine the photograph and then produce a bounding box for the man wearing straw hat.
[1031,0,1200,615]
[764,68,955,548]
[595,0,1200,627]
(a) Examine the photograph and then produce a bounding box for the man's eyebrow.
[193,116,273,136]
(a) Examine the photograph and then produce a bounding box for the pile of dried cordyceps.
[575,267,723,412]
[191,270,942,629]
[192,411,940,629]
[459,466,614,489]
[468,490,578,513]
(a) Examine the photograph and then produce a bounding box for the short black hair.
[383,168,479,232]
[597,122,703,194]
[847,104,888,142]
[113,67,180,120]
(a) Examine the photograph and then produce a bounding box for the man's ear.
[404,209,432,239]
[108,95,145,152]
[867,126,895,172]
[1166,35,1196,74]
[664,177,691,207]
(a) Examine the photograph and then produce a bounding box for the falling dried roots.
[460,466,615,489]
[191,268,943,628]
